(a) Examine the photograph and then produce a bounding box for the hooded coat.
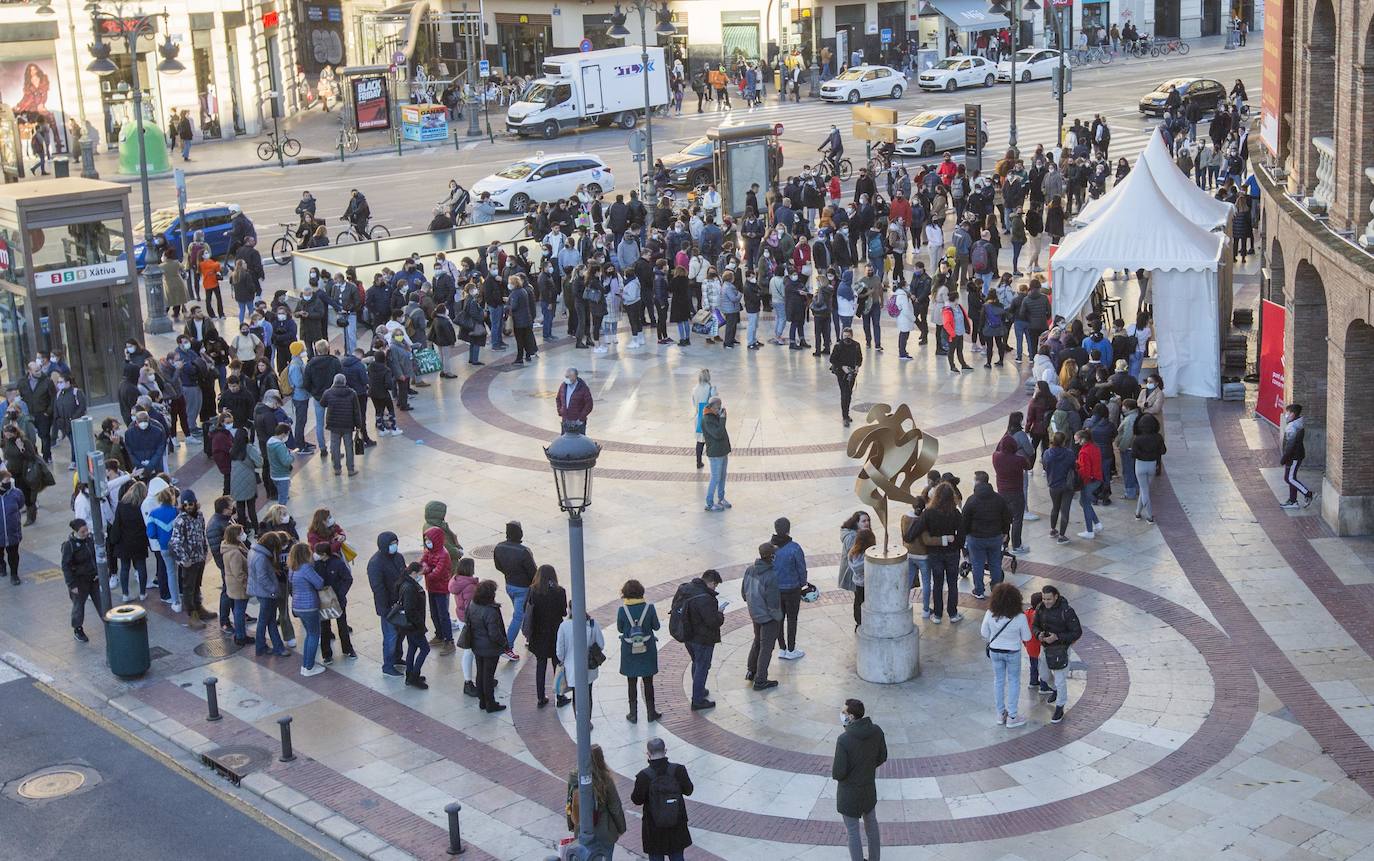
[422,501,462,574]
[420,526,452,594]
[832,716,888,818]
[367,531,407,617]
[492,521,536,588]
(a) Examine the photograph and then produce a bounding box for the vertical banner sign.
[352,75,391,131]
[1256,299,1287,426]
[963,103,981,165]
[1260,0,1283,154]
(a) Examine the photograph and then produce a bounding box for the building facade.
[1256,0,1374,534]
[0,0,306,156]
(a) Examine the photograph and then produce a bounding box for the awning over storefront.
[925,0,1007,32]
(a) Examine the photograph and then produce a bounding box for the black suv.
[659,136,782,189]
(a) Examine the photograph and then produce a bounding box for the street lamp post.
[989,0,1040,150]
[85,2,183,335]
[543,430,603,861]
[608,2,674,236]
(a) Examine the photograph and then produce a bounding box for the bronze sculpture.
[845,403,939,553]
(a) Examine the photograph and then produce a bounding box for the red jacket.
[1024,607,1041,657]
[556,379,593,422]
[1076,441,1103,483]
[889,197,912,226]
[991,436,1030,495]
[941,303,969,339]
[420,526,452,594]
[938,160,958,186]
[828,176,841,200]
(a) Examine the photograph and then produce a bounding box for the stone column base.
[856,627,921,684]
[855,550,920,684]
[1321,478,1374,536]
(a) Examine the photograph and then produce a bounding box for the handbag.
[984,616,1015,658]
[520,592,535,642]
[1044,642,1070,670]
[317,586,343,620]
[385,595,409,631]
[340,542,358,564]
[456,609,474,649]
[354,431,365,456]
[413,345,443,375]
[690,308,712,326]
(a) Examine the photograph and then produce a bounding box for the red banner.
[1260,0,1284,154]
[1257,299,1286,426]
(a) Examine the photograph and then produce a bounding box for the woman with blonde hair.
[690,368,717,470]
[1058,358,1079,393]
[565,744,627,857]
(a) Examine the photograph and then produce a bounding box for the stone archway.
[1325,319,1374,534]
[1287,260,1328,463]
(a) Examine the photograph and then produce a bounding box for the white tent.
[1076,130,1233,231]
[1050,156,1228,399]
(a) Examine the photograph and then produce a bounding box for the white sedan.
[890,110,990,158]
[470,152,614,213]
[917,55,997,91]
[996,48,1062,82]
[819,65,908,103]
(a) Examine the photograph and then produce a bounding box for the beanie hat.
[289,341,306,356]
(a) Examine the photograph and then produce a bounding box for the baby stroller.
[959,538,1020,579]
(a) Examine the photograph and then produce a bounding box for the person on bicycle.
[295,191,317,241]
[819,125,844,177]
[875,140,896,171]
[342,189,371,238]
[442,180,470,223]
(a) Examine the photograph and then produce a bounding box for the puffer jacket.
[246,542,279,599]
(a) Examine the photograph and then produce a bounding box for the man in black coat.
[1032,585,1081,723]
[367,530,408,676]
[19,361,55,464]
[320,373,361,476]
[492,521,536,659]
[829,328,863,427]
[61,518,102,642]
[960,471,1012,599]
[508,275,537,366]
[630,738,695,858]
[677,569,725,710]
[302,344,342,455]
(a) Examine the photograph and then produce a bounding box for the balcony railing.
[1309,135,1336,213]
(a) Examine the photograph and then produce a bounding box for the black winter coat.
[108,500,149,561]
[393,575,428,634]
[466,601,508,657]
[366,531,406,617]
[525,585,567,658]
[320,384,360,432]
[630,760,695,854]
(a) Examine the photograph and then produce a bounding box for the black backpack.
[668,583,696,643]
[646,764,685,828]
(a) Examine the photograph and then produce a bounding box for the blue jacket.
[340,355,369,397]
[1042,445,1077,491]
[247,542,279,599]
[145,504,176,548]
[124,422,167,473]
[1083,333,1113,368]
[288,358,311,402]
[772,537,808,591]
[0,486,22,547]
[290,562,325,612]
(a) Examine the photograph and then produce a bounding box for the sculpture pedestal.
[855,549,920,684]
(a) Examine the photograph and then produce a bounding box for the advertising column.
[1256,299,1286,426]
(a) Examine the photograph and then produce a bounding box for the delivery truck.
[505,46,669,140]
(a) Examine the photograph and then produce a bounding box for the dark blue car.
[133,201,241,270]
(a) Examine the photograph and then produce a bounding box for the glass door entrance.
[39,301,117,404]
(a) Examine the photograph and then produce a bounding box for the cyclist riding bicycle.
[873,140,896,171]
[441,180,470,223]
[342,188,371,238]
[819,124,844,176]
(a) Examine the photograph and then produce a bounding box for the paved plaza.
[4,286,1374,860]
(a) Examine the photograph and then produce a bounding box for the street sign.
[478,59,490,77]
[173,168,187,211]
[579,38,592,52]
[392,50,406,65]
[627,128,647,154]
[880,27,893,44]
[853,122,898,143]
[963,103,982,164]
[851,105,898,125]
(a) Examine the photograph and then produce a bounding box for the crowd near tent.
[1051,134,1233,399]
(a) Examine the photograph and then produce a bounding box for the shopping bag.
[413,345,443,375]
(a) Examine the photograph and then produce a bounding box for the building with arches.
[1255,0,1374,535]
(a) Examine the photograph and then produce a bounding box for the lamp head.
[654,3,676,35]
[86,40,116,75]
[607,3,630,38]
[543,430,602,515]
[157,36,185,74]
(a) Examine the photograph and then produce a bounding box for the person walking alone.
[630,737,695,861]
[618,579,662,723]
[701,397,731,512]
[830,328,862,427]
[1278,403,1313,509]
[832,698,887,861]
[1130,413,1167,523]
[60,519,102,643]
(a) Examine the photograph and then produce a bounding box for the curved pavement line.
[459,334,1034,457]
[510,556,1256,845]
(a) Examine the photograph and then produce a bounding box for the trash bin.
[105,604,151,679]
[53,156,70,178]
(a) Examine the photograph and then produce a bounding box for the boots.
[626,682,639,723]
[186,609,206,630]
[405,671,429,689]
[644,679,662,723]
[439,642,455,656]
[23,504,36,526]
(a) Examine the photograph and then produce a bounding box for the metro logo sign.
[614,60,654,77]
[38,261,129,289]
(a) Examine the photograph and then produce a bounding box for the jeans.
[181,138,192,160]
[312,399,327,449]
[274,477,291,504]
[489,305,506,348]
[746,311,760,345]
[685,641,714,705]
[298,609,321,669]
[1128,351,1144,380]
[1013,320,1029,358]
[991,649,1022,719]
[468,342,482,364]
[862,304,882,347]
[1135,460,1156,520]
[428,592,453,642]
[405,630,431,676]
[541,301,555,339]
[1079,480,1101,530]
[505,583,529,646]
[232,597,248,639]
[381,618,402,670]
[292,398,311,449]
[966,534,1004,594]
[1050,486,1074,535]
[649,852,686,861]
[706,455,728,506]
[843,809,880,861]
[773,313,786,341]
[927,549,959,619]
[339,313,357,355]
[1120,450,1138,497]
[908,555,932,614]
[747,619,779,684]
[329,430,355,472]
[1005,490,1026,547]
[255,596,285,653]
[777,588,803,652]
[117,557,148,595]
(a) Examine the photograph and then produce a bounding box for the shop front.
[1081,0,1110,42]
[0,21,70,159]
[496,13,551,77]
[0,178,139,403]
[923,0,1007,56]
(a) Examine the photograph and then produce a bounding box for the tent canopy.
[925,0,1008,32]
[1077,130,1233,230]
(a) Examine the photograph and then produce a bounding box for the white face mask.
[841,712,852,727]
[424,540,433,549]
[325,516,334,527]
[137,421,149,430]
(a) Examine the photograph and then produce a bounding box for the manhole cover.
[469,544,495,559]
[194,639,246,659]
[4,764,101,805]
[201,745,272,785]
[148,646,172,661]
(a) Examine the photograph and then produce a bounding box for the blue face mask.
[389,542,399,554]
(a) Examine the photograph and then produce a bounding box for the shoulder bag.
[317,585,343,620]
[984,616,1015,658]
[456,607,475,649]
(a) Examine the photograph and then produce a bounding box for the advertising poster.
[1256,299,1286,426]
[401,104,448,142]
[352,75,391,131]
[1260,0,1282,154]
[0,56,67,157]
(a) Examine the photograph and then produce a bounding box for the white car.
[819,65,908,103]
[470,153,615,214]
[996,48,1062,82]
[917,55,996,91]
[890,110,990,158]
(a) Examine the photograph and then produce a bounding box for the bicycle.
[823,153,853,181]
[334,221,392,245]
[271,222,299,265]
[338,125,358,154]
[256,130,302,161]
[1151,38,1189,57]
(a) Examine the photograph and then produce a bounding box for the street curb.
[106,692,419,861]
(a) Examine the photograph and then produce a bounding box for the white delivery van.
[505,46,669,140]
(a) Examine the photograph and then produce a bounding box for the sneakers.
[1303,491,1315,509]
[948,613,965,623]
[503,649,520,661]
[1092,522,1104,534]
[971,591,987,600]
[1011,545,1031,555]
[1056,536,1070,545]
[752,679,779,691]
[1051,706,1065,724]
[73,627,89,643]
[300,665,326,677]
[1005,716,1027,729]
[929,615,942,624]
[690,699,716,711]
[1279,500,1300,509]
[779,649,805,660]
[921,610,932,619]
[171,601,183,613]
[1023,512,1041,522]
[286,638,298,648]
[1076,531,1096,540]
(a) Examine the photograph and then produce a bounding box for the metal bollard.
[277,715,296,762]
[339,139,346,163]
[453,131,461,151]
[444,801,465,854]
[204,676,222,722]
